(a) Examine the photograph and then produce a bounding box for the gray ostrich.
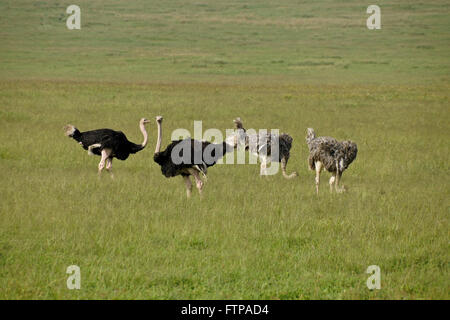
[306,128,357,194]
[232,117,298,179]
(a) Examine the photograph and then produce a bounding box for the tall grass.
[0,0,448,299]
[0,81,448,299]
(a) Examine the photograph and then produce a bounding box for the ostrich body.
[233,117,298,179]
[64,118,150,177]
[153,116,233,197]
[306,128,357,194]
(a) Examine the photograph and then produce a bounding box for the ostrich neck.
[155,122,162,153]
[223,141,235,154]
[140,122,148,148]
[306,133,316,148]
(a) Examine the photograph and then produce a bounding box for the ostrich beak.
[143,119,151,124]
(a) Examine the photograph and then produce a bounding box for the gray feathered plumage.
[306,128,357,173]
[233,117,298,179]
[306,128,357,193]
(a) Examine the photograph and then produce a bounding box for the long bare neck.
[140,122,148,148]
[306,130,316,147]
[155,121,162,153]
[221,141,235,154]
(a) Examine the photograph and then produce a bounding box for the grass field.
[0,0,449,299]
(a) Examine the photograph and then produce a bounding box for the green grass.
[0,0,449,299]
[1,0,449,84]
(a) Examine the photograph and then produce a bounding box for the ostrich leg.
[335,171,345,193]
[98,150,108,176]
[98,149,111,177]
[315,161,323,195]
[190,170,204,195]
[334,160,345,193]
[260,157,268,176]
[183,175,193,198]
[106,157,114,179]
[329,174,336,193]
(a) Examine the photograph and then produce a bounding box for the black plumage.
[64,118,150,176]
[154,139,229,178]
[67,128,144,160]
[153,116,232,197]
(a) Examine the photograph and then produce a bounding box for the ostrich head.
[226,117,247,149]
[140,118,151,125]
[64,124,76,137]
[233,117,245,130]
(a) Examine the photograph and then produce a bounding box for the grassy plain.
[0,0,448,299]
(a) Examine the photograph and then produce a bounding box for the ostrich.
[64,118,150,178]
[306,128,358,194]
[153,116,234,197]
[232,117,298,179]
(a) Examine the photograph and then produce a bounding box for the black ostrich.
[306,128,358,194]
[153,116,234,197]
[64,118,150,177]
[232,117,298,179]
